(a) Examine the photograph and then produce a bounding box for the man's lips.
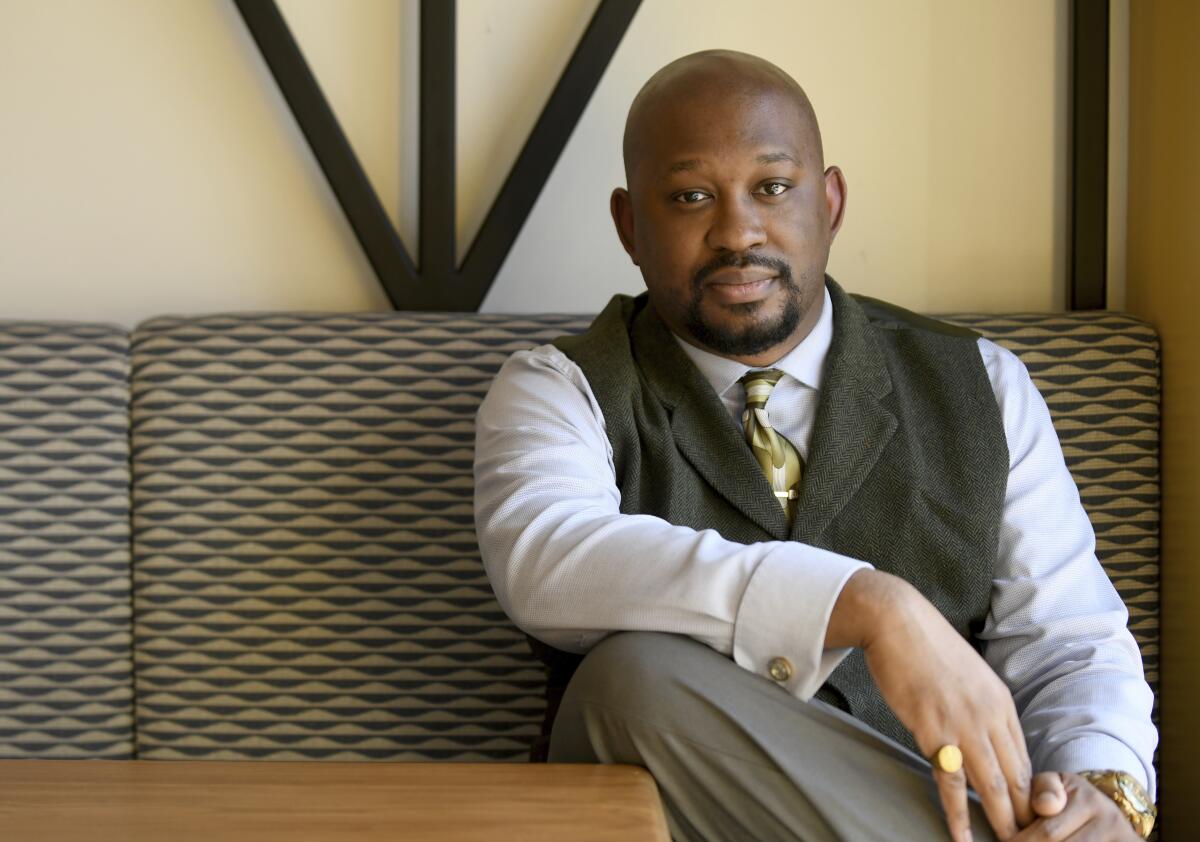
[701,270,778,303]
[702,268,778,287]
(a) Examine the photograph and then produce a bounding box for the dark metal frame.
[237,0,1109,312]
[1069,0,1110,310]
[234,0,641,311]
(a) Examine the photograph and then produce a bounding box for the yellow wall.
[1127,1,1200,834]
[0,0,1072,325]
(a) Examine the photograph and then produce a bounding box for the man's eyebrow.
[757,152,801,166]
[666,159,700,174]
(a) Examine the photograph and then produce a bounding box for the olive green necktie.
[739,369,803,521]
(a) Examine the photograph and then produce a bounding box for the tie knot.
[740,369,784,409]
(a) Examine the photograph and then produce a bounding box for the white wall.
[0,0,1092,326]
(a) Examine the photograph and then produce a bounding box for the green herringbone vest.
[550,278,1009,752]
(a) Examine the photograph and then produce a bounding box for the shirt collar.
[675,284,833,399]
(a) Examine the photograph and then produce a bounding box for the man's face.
[613,85,845,364]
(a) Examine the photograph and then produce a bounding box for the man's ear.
[610,187,639,266]
[823,166,848,237]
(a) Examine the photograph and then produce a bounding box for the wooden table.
[0,760,671,841]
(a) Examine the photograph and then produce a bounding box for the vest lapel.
[630,304,790,540]
[791,281,899,544]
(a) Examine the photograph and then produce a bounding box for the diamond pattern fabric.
[0,322,134,759]
[129,312,592,760]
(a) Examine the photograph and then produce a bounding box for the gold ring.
[932,744,963,774]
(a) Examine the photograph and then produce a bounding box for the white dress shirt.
[473,287,1158,794]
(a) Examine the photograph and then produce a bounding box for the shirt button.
[767,657,794,683]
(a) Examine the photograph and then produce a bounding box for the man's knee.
[559,631,698,723]
[549,631,728,766]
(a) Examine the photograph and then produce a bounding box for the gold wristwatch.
[1080,770,1156,838]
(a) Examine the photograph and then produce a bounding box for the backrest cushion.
[129,309,1158,760]
[130,312,590,760]
[0,323,134,759]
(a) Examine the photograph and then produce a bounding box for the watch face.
[1117,775,1151,812]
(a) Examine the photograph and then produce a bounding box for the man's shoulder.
[551,293,645,358]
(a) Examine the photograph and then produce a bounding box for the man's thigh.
[549,631,997,842]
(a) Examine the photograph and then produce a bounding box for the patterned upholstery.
[0,323,134,759]
[118,307,1160,762]
[129,313,591,760]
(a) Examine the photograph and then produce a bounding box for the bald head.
[622,50,823,185]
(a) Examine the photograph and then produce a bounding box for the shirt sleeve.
[473,344,870,699]
[977,338,1158,797]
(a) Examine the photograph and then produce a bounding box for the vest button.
[767,657,794,683]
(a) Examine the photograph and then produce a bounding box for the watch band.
[1080,770,1156,838]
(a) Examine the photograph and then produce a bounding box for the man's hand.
[1010,772,1141,841]
[828,570,1034,841]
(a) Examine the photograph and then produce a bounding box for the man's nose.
[704,196,767,253]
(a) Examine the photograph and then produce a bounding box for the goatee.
[685,253,809,357]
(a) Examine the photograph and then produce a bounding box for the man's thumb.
[1031,772,1067,817]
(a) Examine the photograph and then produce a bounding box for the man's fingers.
[1030,772,1068,819]
[1011,776,1111,842]
[1007,714,1032,774]
[1011,802,1091,842]
[992,724,1034,827]
[933,763,973,842]
[964,739,1019,839]
[1054,818,1102,842]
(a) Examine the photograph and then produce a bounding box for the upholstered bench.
[0,310,1159,768]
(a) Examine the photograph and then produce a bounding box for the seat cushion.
[0,322,134,758]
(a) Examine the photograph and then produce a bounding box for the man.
[474,51,1156,841]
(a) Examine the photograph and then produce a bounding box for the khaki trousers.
[549,632,998,842]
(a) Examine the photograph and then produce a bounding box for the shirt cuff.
[731,542,871,699]
[1040,736,1156,800]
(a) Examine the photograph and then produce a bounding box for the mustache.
[693,252,793,288]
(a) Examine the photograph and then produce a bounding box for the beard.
[684,252,810,357]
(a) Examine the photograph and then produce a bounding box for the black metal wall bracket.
[1069,0,1110,310]
[234,0,641,311]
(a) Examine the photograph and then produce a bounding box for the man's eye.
[759,182,789,196]
[673,190,709,204]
